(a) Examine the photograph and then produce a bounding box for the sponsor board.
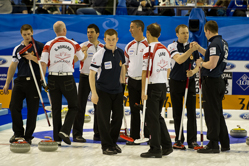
[224,60,249,72]
[0,56,11,67]
[225,62,236,70]
[88,108,94,115]
[245,63,249,70]
[196,112,204,118]
[223,112,232,119]
[239,113,249,120]
[124,93,249,110]
[168,108,248,120]
[0,67,12,89]
[232,72,249,95]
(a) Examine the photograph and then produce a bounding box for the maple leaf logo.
[55,52,71,60]
[157,59,168,68]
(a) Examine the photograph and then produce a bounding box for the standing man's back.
[40,21,85,146]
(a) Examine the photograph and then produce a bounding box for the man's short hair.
[175,24,188,33]
[104,29,118,38]
[87,24,100,34]
[20,24,33,33]
[131,20,145,32]
[53,21,66,34]
[204,21,218,34]
[147,23,161,38]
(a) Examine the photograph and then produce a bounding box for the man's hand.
[140,1,147,7]
[40,80,49,92]
[81,45,88,61]
[91,92,99,104]
[190,41,198,48]
[81,45,88,52]
[22,52,34,61]
[186,70,193,77]
[141,91,147,104]
[196,58,203,67]
[3,84,9,94]
[191,42,200,51]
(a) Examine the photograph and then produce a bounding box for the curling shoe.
[188,142,200,149]
[103,148,117,155]
[113,144,122,153]
[197,145,220,153]
[173,141,186,150]
[9,135,22,143]
[73,136,86,143]
[221,147,230,152]
[58,132,71,145]
[140,151,162,158]
[126,141,140,145]
[162,148,173,156]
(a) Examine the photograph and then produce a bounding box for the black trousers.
[96,89,123,150]
[202,76,230,148]
[169,78,197,145]
[48,75,78,142]
[73,74,98,138]
[9,76,41,139]
[127,77,149,140]
[146,83,172,153]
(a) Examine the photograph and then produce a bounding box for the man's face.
[21,29,33,43]
[176,27,189,43]
[104,34,118,50]
[87,28,99,43]
[129,22,141,39]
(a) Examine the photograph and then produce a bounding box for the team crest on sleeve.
[190,55,194,60]
[119,60,122,66]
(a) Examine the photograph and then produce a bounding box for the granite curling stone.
[10,138,30,153]
[246,137,249,145]
[85,114,91,123]
[230,125,247,138]
[38,136,58,152]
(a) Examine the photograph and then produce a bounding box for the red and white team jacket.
[124,38,148,78]
[40,36,84,73]
[142,42,171,84]
[79,41,104,74]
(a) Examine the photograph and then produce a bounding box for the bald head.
[53,21,66,36]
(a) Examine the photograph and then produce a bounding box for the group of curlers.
[3,18,229,157]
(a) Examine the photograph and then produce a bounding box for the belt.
[49,72,73,76]
[18,76,40,81]
[130,76,142,80]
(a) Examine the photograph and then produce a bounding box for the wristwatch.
[200,62,203,68]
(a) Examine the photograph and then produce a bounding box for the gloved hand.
[40,80,49,92]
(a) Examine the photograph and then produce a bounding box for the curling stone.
[10,138,30,153]
[246,137,249,145]
[230,125,247,138]
[38,136,58,152]
[84,114,91,123]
